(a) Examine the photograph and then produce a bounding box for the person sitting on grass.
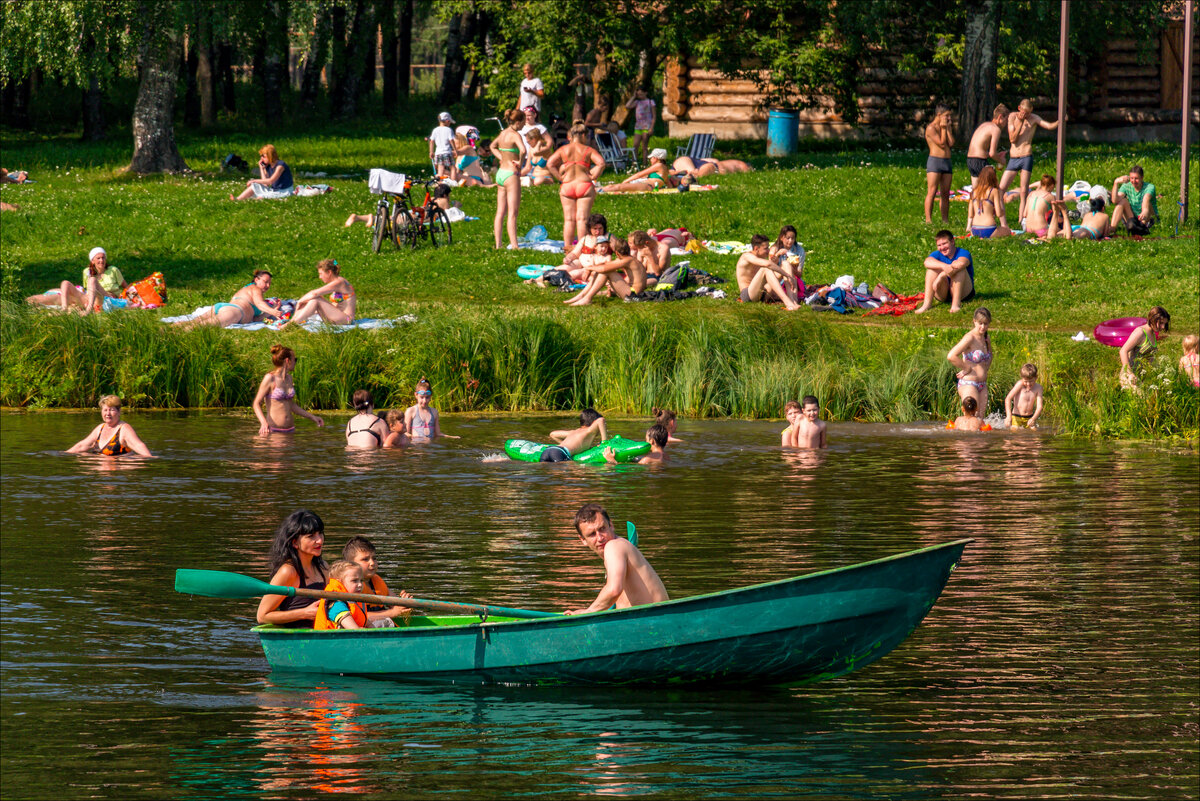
[606,423,669,465]
[735,234,801,311]
[175,270,284,329]
[542,409,609,463]
[563,503,669,615]
[314,560,368,630]
[1119,306,1170,391]
[343,536,413,627]
[1004,363,1045,429]
[566,236,648,306]
[453,127,491,185]
[966,165,1012,239]
[231,144,293,200]
[914,230,974,314]
[1022,175,1056,238]
[1110,165,1157,234]
[769,225,806,294]
[27,246,127,316]
[281,259,355,330]
[383,409,409,448]
[523,128,557,186]
[628,230,670,283]
[66,395,154,457]
[1044,192,1111,240]
[948,395,986,431]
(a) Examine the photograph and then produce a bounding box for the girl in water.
[1120,306,1171,390]
[383,409,409,448]
[282,259,356,329]
[252,344,326,436]
[255,509,329,627]
[547,121,605,247]
[404,378,460,441]
[966,166,1012,238]
[344,389,389,450]
[66,395,154,457]
[653,408,683,443]
[523,129,557,186]
[947,307,993,412]
[490,109,528,249]
[27,247,127,316]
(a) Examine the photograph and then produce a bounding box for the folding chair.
[675,132,716,163]
[594,131,638,173]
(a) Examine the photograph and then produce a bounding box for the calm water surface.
[1,412,1197,799]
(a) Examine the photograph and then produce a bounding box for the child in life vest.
[948,395,990,431]
[342,536,412,627]
[314,561,368,630]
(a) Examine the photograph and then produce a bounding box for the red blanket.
[862,293,924,317]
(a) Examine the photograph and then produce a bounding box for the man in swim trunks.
[564,503,669,614]
[965,104,1008,189]
[1000,99,1061,222]
[735,234,800,311]
[542,409,608,462]
[914,229,974,314]
[924,104,955,224]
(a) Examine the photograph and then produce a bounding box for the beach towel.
[294,184,333,197]
[161,306,417,331]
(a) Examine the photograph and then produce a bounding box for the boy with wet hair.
[342,536,412,626]
[565,503,669,615]
[795,395,827,449]
[1004,363,1044,429]
[543,409,609,462]
[605,423,669,464]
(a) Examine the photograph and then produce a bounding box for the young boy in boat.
[315,561,368,630]
[343,536,412,627]
[605,423,669,464]
[543,408,608,462]
[565,503,669,615]
[1004,363,1044,430]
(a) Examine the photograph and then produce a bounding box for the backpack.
[650,262,690,293]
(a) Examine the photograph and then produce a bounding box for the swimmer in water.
[66,394,154,457]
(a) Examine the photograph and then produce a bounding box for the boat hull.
[256,539,969,687]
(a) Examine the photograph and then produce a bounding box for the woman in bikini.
[645,228,692,249]
[966,166,1012,239]
[1022,175,1056,237]
[1120,306,1171,390]
[602,149,678,193]
[453,127,491,185]
[66,395,153,457]
[490,109,528,249]
[282,259,355,330]
[252,344,325,436]
[547,121,605,248]
[175,270,283,329]
[256,509,329,627]
[671,155,752,178]
[403,378,460,442]
[523,129,556,186]
[1046,194,1112,241]
[947,307,994,412]
[345,389,389,450]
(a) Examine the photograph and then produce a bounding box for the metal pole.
[1180,0,1194,224]
[1055,0,1070,200]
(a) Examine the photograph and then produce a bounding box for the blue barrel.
[766,109,799,156]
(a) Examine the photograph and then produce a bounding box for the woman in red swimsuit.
[66,395,153,457]
[547,121,605,248]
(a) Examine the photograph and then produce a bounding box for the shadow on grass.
[20,255,259,292]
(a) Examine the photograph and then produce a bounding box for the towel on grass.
[161,306,416,331]
[517,239,566,253]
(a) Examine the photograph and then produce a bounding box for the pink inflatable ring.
[1093,317,1147,348]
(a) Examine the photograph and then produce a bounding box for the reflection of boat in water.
[256,539,970,686]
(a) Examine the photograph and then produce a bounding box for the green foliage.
[0,0,136,89]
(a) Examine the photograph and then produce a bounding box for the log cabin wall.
[663,25,1199,142]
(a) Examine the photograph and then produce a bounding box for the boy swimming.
[606,423,669,464]
[564,503,668,614]
[1004,363,1044,429]
[542,409,608,462]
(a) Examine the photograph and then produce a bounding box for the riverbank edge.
[2,302,1196,443]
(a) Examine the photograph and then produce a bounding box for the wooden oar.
[174,569,559,620]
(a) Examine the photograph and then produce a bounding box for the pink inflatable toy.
[1093,317,1147,348]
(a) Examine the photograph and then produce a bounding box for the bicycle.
[394,178,453,249]
[370,190,404,253]
[367,168,413,253]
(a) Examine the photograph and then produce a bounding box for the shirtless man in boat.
[966,105,1008,189]
[1000,99,1061,222]
[565,503,669,615]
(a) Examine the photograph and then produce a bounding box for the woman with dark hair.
[1120,306,1170,390]
[174,270,284,329]
[252,344,325,435]
[345,389,389,450]
[490,109,528,250]
[256,509,329,627]
[1046,187,1111,240]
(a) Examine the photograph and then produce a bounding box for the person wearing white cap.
[429,112,457,177]
[600,149,678,193]
[26,246,127,315]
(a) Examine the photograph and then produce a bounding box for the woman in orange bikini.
[67,395,154,457]
[489,109,528,249]
[282,259,356,329]
[252,344,326,436]
[547,121,605,248]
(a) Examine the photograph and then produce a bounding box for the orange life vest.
[314,578,367,630]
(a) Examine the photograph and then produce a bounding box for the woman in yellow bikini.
[252,344,325,436]
[547,121,605,247]
[66,395,154,457]
[282,259,356,329]
[489,109,527,249]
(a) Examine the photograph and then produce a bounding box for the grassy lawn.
[1,117,1197,439]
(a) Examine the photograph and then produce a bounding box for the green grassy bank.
[1,121,1197,441]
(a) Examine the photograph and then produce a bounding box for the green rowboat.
[254,539,970,686]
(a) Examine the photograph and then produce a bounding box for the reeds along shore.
[2,302,1196,442]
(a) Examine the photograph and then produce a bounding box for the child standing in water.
[949,396,987,431]
[404,378,460,441]
[1004,363,1045,429]
[383,409,409,448]
[1179,334,1199,387]
[793,395,827,448]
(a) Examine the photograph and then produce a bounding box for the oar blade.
[175,569,291,599]
[626,521,637,546]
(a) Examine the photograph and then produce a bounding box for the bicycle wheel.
[428,207,453,247]
[393,207,418,249]
[371,207,388,253]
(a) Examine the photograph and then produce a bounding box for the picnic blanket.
[862,293,925,317]
[160,306,416,331]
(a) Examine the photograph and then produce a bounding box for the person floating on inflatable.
[947,395,991,431]
[606,424,669,465]
[542,409,608,462]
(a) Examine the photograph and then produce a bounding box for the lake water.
[1,412,1197,799]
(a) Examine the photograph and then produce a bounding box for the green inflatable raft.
[504,436,650,464]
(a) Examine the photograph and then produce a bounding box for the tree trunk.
[463,10,488,101]
[398,0,413,98]
[381,0,397,113]
[300,4,332,111]
[183,27,201,127]
[959,0,1000,137]
[329,3,348,116]
[356,1,377,104]
[195,11,215,128]
[218,40,236,112]
[129,2,188,173]
[82,77,106,141]
[440,11,467,106]
[261,0,289,123]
